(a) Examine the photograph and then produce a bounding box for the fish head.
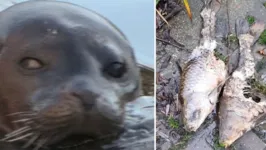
[182,93,214,132]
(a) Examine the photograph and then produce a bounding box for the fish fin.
[208,76,231,104]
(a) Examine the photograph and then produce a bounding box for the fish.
[219,21,266,147]
[178,8,227,132]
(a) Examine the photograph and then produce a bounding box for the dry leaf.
[183,0,192,21]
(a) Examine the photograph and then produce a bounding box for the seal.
[0,1,141,150]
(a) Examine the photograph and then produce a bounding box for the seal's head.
[0,1,141,148]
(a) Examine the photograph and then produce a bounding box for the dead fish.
[178,8,227,132]
[179,41,226,132]
[219,25,266,147]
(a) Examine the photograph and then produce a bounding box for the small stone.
[234,131,266,150]
[236,18,250,37]
[161,141,172,150]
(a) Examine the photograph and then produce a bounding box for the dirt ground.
[156,0,266,150]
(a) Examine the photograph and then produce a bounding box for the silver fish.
[178,8,227,132]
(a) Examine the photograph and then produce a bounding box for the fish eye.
[20,57,44,70]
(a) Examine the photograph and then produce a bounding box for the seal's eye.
[20,58,43,70]
[105,62,127,78]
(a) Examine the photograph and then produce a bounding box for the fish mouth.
[183,107,211,132]
[184,119,205,132]
[182,92,217,132]
[184,125,198,132]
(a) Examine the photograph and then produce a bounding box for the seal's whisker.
[4,126,31,137]
[24,121,35,125]
[12,118,33,123]
[7,132,33,142]
[23,133,40,148]
[6,126,31,136]
[7,111,34,116]
[34,137,48,150]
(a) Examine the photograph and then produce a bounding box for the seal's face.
[0,1,141,148]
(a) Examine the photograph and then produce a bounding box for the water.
[1,0,155,68]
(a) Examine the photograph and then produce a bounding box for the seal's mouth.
[1,93,126,150]
[2,110,124,150]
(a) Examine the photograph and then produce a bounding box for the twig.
[157,8,183,29]
[156,9,170,27]
[156,37,184,49]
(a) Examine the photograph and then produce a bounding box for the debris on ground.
[156,0,266,150]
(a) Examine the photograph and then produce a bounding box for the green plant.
[248,78,266,95]
[174,133,192,150]
[214,142,225,150]
[228,34,239,43]
[263,2,266,8]
[247,15,255,26]
[212,132,226,150]
[259,29,266,45]
[214,49,227,63]
[156,0,160,5]
[168,117,179,129]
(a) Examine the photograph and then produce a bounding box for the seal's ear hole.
[104,62,127,78]
[19,57,44,70]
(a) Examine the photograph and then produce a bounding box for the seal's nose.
[72,90,97,110]
[64,78,99,110]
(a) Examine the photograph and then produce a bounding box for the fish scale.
[182,54,220,93]
[179,46,226,131]
[178,7,227,132]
